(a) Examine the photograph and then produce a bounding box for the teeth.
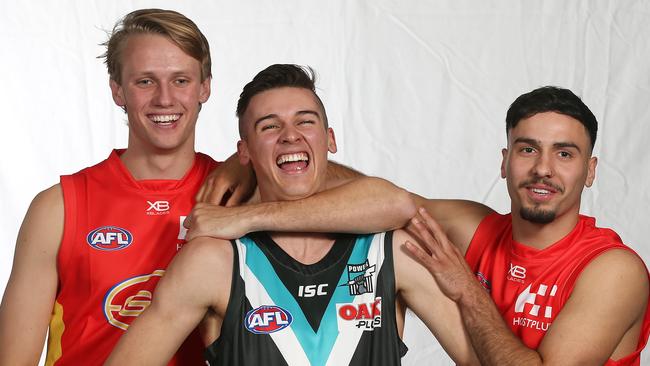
[276,152,308,165]
[150,114,180,123]
[532,188,550,194]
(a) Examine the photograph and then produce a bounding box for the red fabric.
[465,213,650,365]
[50,149,219,365]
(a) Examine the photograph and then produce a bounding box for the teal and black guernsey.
[205,231,407,366]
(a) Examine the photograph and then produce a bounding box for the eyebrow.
[513,137,582,152]
[253,110,321,127]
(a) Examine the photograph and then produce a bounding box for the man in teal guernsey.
[106,64,479,366]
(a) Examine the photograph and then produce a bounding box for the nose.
[153,84,173,107]
[532,152,553,178]
[280,124,301,144]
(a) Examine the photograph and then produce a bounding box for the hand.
[196,153,256,205]
[184,203,256,241]
[404,207,480,303]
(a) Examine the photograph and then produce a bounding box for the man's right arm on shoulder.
[0,185,63,365]
[187,176,418,240]
[106,237,233,366]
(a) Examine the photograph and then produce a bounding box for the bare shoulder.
[391,229,431,283]
[15,183,64,256]
[26,183,64,223]
[161,237,235,312]
[577,248,648,300]
[172,237,235,277]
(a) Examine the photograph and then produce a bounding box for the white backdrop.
[1,1,649,364]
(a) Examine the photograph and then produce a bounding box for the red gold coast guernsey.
[465,213,650,365]
[46,149,219,365]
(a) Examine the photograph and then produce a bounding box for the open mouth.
[149,114,181,126]
[276,152,309,171]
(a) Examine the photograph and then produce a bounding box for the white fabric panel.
[1,1,649,364]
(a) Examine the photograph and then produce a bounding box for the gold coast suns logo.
[103,270,165,330]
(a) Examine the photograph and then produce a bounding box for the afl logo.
[244,305,293,334]
[87,226,133,251]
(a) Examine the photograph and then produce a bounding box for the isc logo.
[244,305,293,334]
[104,270,165,330]
[298,284,328,297]
[86,226,133,251]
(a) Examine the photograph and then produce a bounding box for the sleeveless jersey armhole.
[58,174,82,274]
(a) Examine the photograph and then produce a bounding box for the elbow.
[393,187,417,226]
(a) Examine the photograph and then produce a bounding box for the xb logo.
[147,200,170,212]
[508,263,526,279]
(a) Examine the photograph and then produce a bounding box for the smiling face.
[237,87,337,202]
[109,33,210,154]
[501,111,597,225]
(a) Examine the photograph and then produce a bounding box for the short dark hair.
[506,86,598,150]
[236,64,328,137]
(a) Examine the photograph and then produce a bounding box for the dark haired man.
[188,86,650,365]
[106,64,478,366]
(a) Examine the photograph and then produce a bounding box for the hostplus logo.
[512,283,558,332]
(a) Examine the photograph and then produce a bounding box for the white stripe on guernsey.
[235,240,311,366]
[326,232,386,366]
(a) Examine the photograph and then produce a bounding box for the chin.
[519,206,556,224]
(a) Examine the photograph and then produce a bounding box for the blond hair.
[100,8,211,83]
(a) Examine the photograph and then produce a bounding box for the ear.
[585,156,598,187]
[237,140,250,165]
[199,76,211,103]
[327,127,337,154]
[500,148,508,178]
[109,79,126,107]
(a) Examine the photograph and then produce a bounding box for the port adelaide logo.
[87,226,133,251]
[244,305,293,334]
[342,260,376,296]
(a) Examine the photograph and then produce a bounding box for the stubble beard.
[520,205,556,224]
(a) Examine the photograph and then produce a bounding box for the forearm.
[254,177,416,233]
[459,282,542,366]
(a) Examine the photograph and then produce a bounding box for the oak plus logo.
[336,297,382,331]
[146,200,170,215]
[507,263,526,283]
[512,283,558,332]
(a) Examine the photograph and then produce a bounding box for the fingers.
[183,215,192,229]
[404,240,435,268]
[225,185,247,207]
[195,183,207,202]
[210,185,231,205]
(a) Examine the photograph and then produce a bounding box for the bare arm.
[106,237,233,366]
[186,176,416,240]
[406,208,649,366]
[393,229,480,366]
[414,196,494,255]
[0,185,62,365]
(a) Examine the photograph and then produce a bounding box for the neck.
[120,145,196,180]
[511,209,580,250]
[270,232,337,265]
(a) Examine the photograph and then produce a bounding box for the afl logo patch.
[87,226,133,251]
[245,305,293,334]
